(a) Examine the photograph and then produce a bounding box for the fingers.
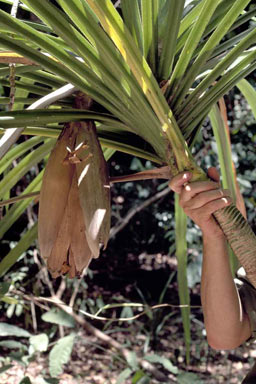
[169,168,220,195]
[179,180,221,204]
[168,172,192,194]
[168,168,233,234]
[169,168,230,212]
[182,189,231,210]
[189,196,232,218]
[183,196,232,234]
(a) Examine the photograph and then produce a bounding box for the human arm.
[169,168,251,349]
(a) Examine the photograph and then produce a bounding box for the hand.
[169,167,232,238]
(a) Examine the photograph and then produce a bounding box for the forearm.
[168,168,252,349]
[201,233,251,349]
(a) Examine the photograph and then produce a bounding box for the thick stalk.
[168,132,256,288]
[213,205,256,287]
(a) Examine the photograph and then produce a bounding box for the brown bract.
[38,121,110,278]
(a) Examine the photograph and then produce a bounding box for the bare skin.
[169,167,251,350]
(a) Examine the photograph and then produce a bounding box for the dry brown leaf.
[75,122,111,258]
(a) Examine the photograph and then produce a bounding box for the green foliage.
[49,334,76,377]
[0,364,13,374]
[41,308,75,328]
[0,281,11,296]
[237,79,256,120]
[126,350,139,371]
[116,368,133,384]
[175,194,190,363]
[0,323,31,338]
[29,333,49,354]
[176,371,203,383]
[131,370,150,383]
[117,351,179,383]
[0,281,17,304]
[43,379,59,384]
[0,340,26,350]
[19,378,32,384]
[144,354,178,374]
[0,223,38,277]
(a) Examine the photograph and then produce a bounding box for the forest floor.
[1,252,256,384]
[2,327,256,384]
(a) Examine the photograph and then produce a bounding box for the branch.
[19,293,168,382]
[110,166,172,183]
[0,192,40,207]
[0,52,37,65]
[0,167,172,207]
[69,269,86,307]
[110,186,170,238]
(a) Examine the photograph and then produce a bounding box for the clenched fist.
[169,167,232,239]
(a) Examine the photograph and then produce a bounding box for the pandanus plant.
[0,1,256,286]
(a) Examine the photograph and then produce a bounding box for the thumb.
[207,167,220,183]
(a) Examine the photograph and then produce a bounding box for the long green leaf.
[0,136,44,174]
[0,170,43,239]
[0,109,123,128]
[194,9,256,66]
[209,103,239,275]
[0,126,61,138]
[175,193,190,364]
[0,64,39,76]
[85,0,203,176]
[158,0,185,80]
[168,0,222,97]
[0,83,76,160]
[185,60,256,137]
[210,27,254,62]
[0,97,70,106]
[187,67,256,142]
[0,78,52,96]
[174,0,235,64]
[121,0,143,53]
[177,28,256,116]
[9,0,167,154]
[98,134,162,164]
[22,0,145,123]
[209,104,236,200]
[236,78,256,120]
[0,13,122,114]
[54,0,164,149]
[23,19,53,33]
[0,223,38,277]
[179,49,256,132]
[0,139,54,199]
[0,125,162,163]
[141,0,159,73]
[18,71,64,89]
[178,0,205,38]
[229,7,256,34]
[26,0,159,136]
[200,0,236,38]
[85,0,170,122]
[172,0,251,108]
